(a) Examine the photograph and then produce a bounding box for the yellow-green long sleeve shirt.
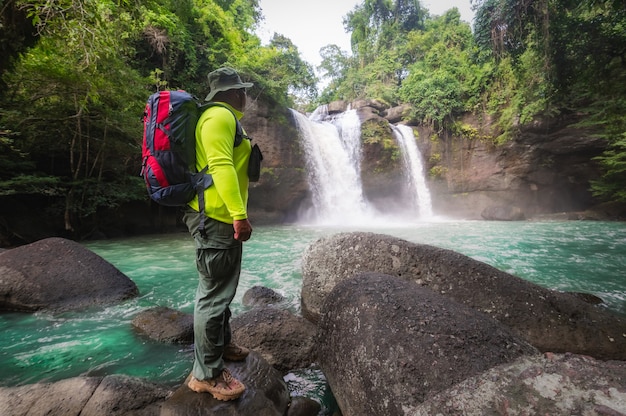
[188,103,251,224]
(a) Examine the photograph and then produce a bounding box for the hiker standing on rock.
[183,67,254,401]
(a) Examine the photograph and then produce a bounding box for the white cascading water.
[392,124,434,219]
[291,106,434,224]
[290,106,373,224]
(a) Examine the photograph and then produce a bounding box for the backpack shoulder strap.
[194,101,247,238]
[199,102,247,147]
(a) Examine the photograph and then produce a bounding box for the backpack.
[140,90,245,226]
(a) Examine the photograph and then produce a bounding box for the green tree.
[243,33,317,109]
[344,0,425,68]
[473,0,626,194]
[399,9,482,129]
[0,0,316,239]
[592,132,626,202]
[1,0,148,233]
[317,44,352,104]
[0,0,39,87]
[134,0,255,91]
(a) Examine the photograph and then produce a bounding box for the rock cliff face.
[242,100,308,224]
[422,114,607,219]
[0,98,608,247]
[244,98,608,222]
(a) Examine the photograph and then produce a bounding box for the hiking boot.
[187,369,245,401]
[223,342,249,361]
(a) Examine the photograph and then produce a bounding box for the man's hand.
[233,219,252,241]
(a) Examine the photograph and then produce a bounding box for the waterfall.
[392,124,433,219]
[290,107,373,224]
[291,107,434,224]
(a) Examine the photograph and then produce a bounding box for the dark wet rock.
[580,201,626,221]
[326,100,348,114]
[231,307,317,374]
[384,104,413,124]
[161,351,290,416]
[317,272,538,416]
[284,365,337,416]
[286,396,321,416]
[0,353,290,416]
[0,237,138,312]
[570,291,605,305]
[125,302,317,376]
[355,105,385,123]
[242,286,285,308]
[132,306,194,344]
[412,353,626,415]
[351,99,387,113]
[0,375,170,416]
[302,232,626,360]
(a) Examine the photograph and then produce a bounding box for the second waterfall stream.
[290,105,433,225]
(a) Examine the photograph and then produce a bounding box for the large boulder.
[161,351,290,416]
[383,103,413,124]
[413,353,626,415]
[301,232,626,360]
[0,375,170,416]
[242,285,286,308]
[131,306,194,344]
[0,237,138,311]
[231,307,318,374]
[317,272,538,416]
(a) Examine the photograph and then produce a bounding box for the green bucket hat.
[205,67,253,101]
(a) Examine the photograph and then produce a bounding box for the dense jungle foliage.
[0,0,625,239]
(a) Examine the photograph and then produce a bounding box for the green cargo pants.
[183,209,242,380]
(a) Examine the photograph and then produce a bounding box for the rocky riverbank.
[1,234,625,415]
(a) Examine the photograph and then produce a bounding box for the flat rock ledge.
[0,375,171,416]
[0,352,292,416]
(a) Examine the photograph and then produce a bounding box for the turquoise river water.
[1,221,625,396]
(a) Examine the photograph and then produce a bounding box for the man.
[183,67,253,401]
